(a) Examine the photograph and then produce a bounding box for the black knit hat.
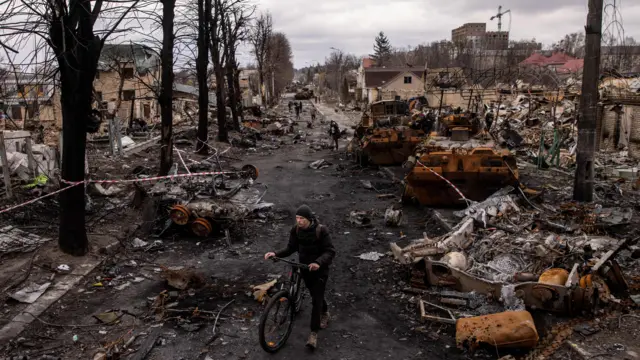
[295,205,314,221]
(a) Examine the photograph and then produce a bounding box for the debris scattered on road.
[161,267,205,290]
[10,282,51,303]
[356,251,385,261]
[309,159,331,169]
[252,279,277,303]
[384,207,403,227]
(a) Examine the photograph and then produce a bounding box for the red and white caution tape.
[0,182,83,215]
[1,170,239,216]
[60,170,235,185]
[416,160,471,206]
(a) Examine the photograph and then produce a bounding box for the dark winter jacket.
[275,220,336,274]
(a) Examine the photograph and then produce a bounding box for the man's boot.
[320,312,330,329]
[306,332,318,350]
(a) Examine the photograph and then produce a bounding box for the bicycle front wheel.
[259,290,295,353]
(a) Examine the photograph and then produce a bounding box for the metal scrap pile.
[391,185,638,355]
[142,163,272,239]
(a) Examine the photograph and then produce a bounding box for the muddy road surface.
[3,96,462,360]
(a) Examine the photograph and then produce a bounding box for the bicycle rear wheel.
[259,290,295,353]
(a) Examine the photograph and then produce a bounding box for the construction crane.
[490,5,511,32]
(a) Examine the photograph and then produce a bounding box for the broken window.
[11,105,22,120]
[123,90,135,101]
[404,76,412,84]
[123,68,134,79]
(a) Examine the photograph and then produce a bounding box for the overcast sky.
[237,0,640,69]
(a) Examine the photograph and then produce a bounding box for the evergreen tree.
[371,31,392,66]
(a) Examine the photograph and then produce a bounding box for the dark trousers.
[302,272,328,332]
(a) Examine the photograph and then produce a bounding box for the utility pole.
[573,0,603,202]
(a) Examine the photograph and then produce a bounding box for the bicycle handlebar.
[270,257,308,269]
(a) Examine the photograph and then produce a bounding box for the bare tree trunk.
[159,0,175,175]
[226,62,240,130]
[258,66,265,106]
[50,0,102,256]
[129,96,135,128]
[573,0,603,202]
[114,65,126,125]
[233,65,243,121]
[215,67,228,141]
[196,0,211,154]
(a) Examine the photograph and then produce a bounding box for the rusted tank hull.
[403,148,519,207]
[358,128,424,166]
[456,311,539,350]
[360,142,419,165]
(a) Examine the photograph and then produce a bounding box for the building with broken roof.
[601,45,640,73]
[597,75,640,158]
[0,71,62,143]
[94,43,161,124]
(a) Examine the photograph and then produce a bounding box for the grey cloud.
[257,1,640,68]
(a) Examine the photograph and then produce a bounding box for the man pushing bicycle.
[264,204,336,350]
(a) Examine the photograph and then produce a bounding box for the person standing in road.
[485,110,495,133]
[310,107,317,122]
[288,101,293,113]
[295,103,301,119]
[264,205,336,350]
[328,120,341,151]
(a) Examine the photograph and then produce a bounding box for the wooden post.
[25,137,38,176]
[114,117,123,156]
[574,0,603,202]
[0,132,13,198]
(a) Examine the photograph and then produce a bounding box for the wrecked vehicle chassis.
[167,164,260,238]
[412,259,599,316]
[353,127,425,166]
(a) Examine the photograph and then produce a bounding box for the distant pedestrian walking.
[295,103,301,119]
[328,120,341,151]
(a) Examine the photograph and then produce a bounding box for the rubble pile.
[391,182,639,354]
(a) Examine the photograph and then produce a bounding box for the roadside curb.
[0,240,119,343]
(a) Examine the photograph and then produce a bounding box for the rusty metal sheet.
[538,268,569,286]
[456,311,539,350]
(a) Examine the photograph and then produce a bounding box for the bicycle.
[258,257,308,353]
